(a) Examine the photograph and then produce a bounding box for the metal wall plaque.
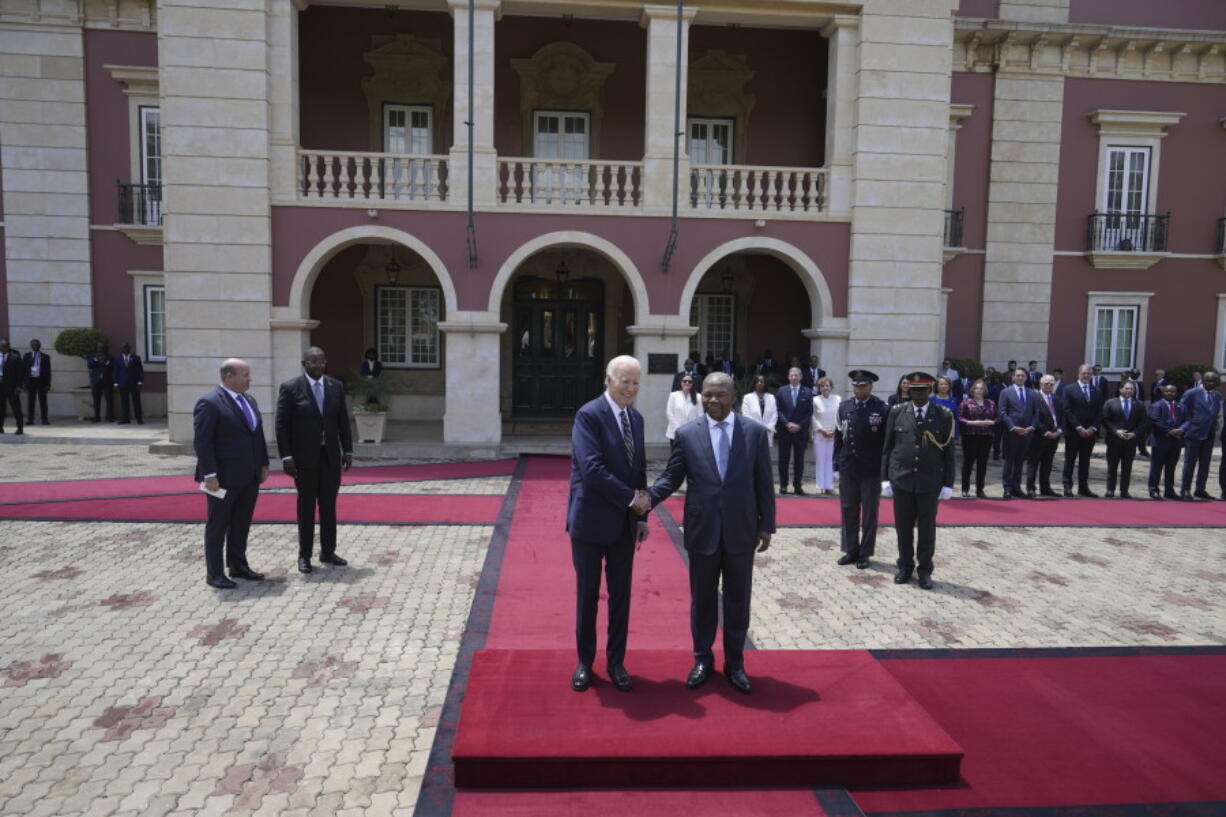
[647,353,678,375]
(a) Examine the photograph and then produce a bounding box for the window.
[1101,146,1149,216]
[534,111,589,161]
[690,293,735,363]
[383,104,433,154]
[376,286,441,368]
[1093,306,1138,371]
[143,285,167,362]
[138,106,162,224]
[687,118,733,165]
[1215,295,1226,373]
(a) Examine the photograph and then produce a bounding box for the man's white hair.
[1040,374,1055,385]
[605,355,641,379]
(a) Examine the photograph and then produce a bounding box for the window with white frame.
[139,106,162,224]
[532,111,590,200]
[1093,305,1138,372]
[687,118,733,165]
[143,284,167,363]
[376,286,441,368]
[383,104,433,154]
[1216,296,1226,373]
[1101,146,1150,216]
[690,293,735,363]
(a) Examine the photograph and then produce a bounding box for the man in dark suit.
[1025,374,1063,497]
[833,370,886,569]
[1147,383,1185,499]
[801,355,826,390]
[0,339,24,435]
[1149,368,1169,402]
[276,346,354,574]
[566,355,649,693]
[754,349,777,376]
[671,358,702,393]
[881,372,956,590]
[1061,364,1105,497]
[87,342,114,423]
[193,358,270,589]
[1090,364,1108,397]
[1052,368,1067,398]
[1101,380,1149,499]
[648,371,775,694]
[23,339,51,425]
[997,368,1040,499]
[1179,370,1222,501]
[113,342,144,424]
[1026,361,1043,389]
[775,366,813,494]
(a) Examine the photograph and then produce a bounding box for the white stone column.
[806,323,851,396]
[821,15,859,218]
[160,0,275,441]
[845,0,957,390]
[448,0,500,207]
[441,316,505,443]
[640,4,696,213]
[628,319,696,447]
[268,0,300,201]
[0,21,92,409]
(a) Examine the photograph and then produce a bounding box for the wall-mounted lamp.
[385,258,401,284]
[555,257,571,284]
[721,266,734,292]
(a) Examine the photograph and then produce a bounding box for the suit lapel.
[220,386,250,431]
[695,417,720,479]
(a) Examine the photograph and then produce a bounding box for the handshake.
[631,489,653,516]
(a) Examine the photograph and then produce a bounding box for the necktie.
[1169,401,1176,422]
[313,379,324,413]
[915,407,924,423]
[792,387,798,404]
[1123,398,1131,417]
[716,421,730,481]
[1017,386,1024,403]
[235,393,257,431]
[1045,394,1054,416]
[620,408,634,465]
[1083,384,1090,401]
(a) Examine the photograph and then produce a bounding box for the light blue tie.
[1123,398,1130,417]
[716,421,730,482]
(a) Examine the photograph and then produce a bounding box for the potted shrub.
[347,374,390,444]
[53,328,110,420]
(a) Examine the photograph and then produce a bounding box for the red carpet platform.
[452,648,963,789]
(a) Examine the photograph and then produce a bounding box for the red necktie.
[1169,401,1176,422]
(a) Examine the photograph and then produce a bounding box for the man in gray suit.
[649,372,776,694]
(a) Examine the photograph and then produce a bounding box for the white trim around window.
[689,292,736,363]
[375,285,442,369]
[1089,110,1184,217]
[1084,290,1152,375]
[127,270,166,370]
[1215,294,1226,373]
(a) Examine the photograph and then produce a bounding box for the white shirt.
[741,392,777,437]
[706,412,735,459]
[30,354,40,377]
[665,390,703,440]
[812,393,841,435]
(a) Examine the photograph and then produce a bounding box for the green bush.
[1167,363,1218,393]
[346,372,390,412]
[948,357,984,380]
[53,328,108,358]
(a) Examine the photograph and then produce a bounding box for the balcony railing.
[496,158,642,208]
[299,150,448,202]
[117,182,162,225]
[944,207,965,247]
[1086,211,1169,253]
[689,164,826,214]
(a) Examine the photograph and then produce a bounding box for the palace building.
[1,0,1223,446]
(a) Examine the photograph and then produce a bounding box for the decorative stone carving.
[688,50,755,164]
[511,42,615,157]
[361,34,451,153]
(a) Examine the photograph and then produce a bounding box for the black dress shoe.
[608,664,632,692]
[961,490,969,498]
[778,486,788,495]
[686,663,712,689]
[1164,490,1179,500]
[571,664,592,692]
[917,574,934,590]
[1078,489,1098,498]
[207,575,237,589]
[1025,490,1037,499]
[726,666,752,694]
[1194,490,1213,500]
[297,557,313,574]
[792,487,806,496]
[837,553,858,566]
[116,419,130,425]
[1013,490,1030,499]
[856,557,871,570]
[1063,488,1074,497]
[976,490,987,499]
[1120,491,1132,500]
[1180,491,1194,501]
[1000,491,1013,500]
[1149,490,1162,500]
[321,554,348,566]
[229,566,264,581]
[1041,490,1060,497]
[894,569,912,584]
[1105,490,1115,498]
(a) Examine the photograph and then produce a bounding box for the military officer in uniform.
[881,372,956,590]
[833,370,887,569]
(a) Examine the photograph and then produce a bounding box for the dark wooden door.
[512,278,604,418]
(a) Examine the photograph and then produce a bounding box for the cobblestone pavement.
[263,477,512,496]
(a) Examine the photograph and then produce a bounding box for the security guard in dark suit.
[881,372,956,590]
[833,370,887,569]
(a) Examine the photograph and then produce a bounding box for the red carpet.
[663,495,1226,527]
[0,459,517,504]
[853,653,1226,813]
[453,648,963,789]
[0,492,502,524]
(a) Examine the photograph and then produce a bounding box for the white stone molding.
[287,225,459,320]
[361,34,451,153]
[1083,290,1153,374]
[641,3,697,210]
[117,225,163,245]
[679,237,836,330]
[947,103,975,214]
[2,0,156,29]
[1215,295,1226,371]
[687,49,755,164]
[821,14,858,217]
[487,230,649,318]
[511,42,615,159]
[1089,109,1186,140]
[103,64,157,96]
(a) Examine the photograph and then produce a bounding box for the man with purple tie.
[1147,383,1185,499]
[1101,380,1149,499]
[1025,375,1063,497]
[1179,370,1222,500]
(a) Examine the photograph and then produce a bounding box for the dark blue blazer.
[1179,386,1222,441]
[113,353,143,388]
[998,384,1040,431]
[1148,398,1185,449]
[775,384,813,434]
[649,414,776,556]
[193,386,270,487]
[566,395,647,545]
[1060,382,1104,434]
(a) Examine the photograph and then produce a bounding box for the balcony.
[496,158,642,209]
[689,165,826,217]
[943,207,965,262]
[299,151,449,204]
[1085,211,1170,270]
[116,182,163,245]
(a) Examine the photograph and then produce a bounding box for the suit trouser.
[295,449,342,559]
[1181,438,1214,493]
[1105,437,1137,493]
[0,388,22,431]
[688,541,755,670]
[26,383,48,422]
[203,479,259,578]
[571,517,635,669]
[1001,432,1031,493]
[838,473,880,557]
[894,488,939,575]
[777,429,806,489]
[1026,436,1059,493]
[961,435,991,493]
[118,386,142,421]
[1148,441,1180,494]
[1062,434,1095,490]
[91,382,113,421]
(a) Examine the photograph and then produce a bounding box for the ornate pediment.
[512,42,615,156]
[688,50,755,164]
[361,35,451,153]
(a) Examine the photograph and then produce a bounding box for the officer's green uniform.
[882,399,956,579]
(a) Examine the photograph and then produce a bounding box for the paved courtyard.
[0,439,1223,816]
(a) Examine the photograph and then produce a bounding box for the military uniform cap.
[848,369,878,385]
[904,371,936,389]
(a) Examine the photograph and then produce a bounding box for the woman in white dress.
[811,376,841,494]
[740,374,777,444]
[665,373,704,447]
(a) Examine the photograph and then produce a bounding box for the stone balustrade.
[496,158,643,208]
[690,164,827,215]
[299,150,449,202]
